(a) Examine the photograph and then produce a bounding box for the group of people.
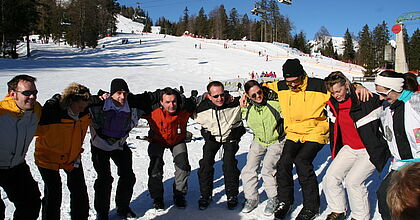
[0,58,419,220]
[249,71,278,79]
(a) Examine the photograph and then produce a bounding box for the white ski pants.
[241,139,285,200]
[323,145,376,220]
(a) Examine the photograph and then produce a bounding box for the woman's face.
[70,100,89,114]
[248,85,264,103]
[375,85,399,103]
[329,83,348,102]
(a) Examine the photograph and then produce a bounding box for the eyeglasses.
[250,90,263,99]
[377,89,392,97]
[211,93,225,99]
[15,90,38,96]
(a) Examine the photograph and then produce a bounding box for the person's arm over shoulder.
[38,94,62,125]
[127,89,162,112]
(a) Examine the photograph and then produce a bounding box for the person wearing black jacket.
[323,72,389,220]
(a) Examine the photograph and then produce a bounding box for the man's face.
[10,80,37,111]
[160,94,177,113]
[111,90,128,106]
[208,85,225,107]
[285,76,303,90]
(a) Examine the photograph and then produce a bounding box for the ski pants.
[91,145,136,216]
[147,142,191,200]
[323,145,376,220]
[377,170,394,220]
[38,165,89,220]
[241,139,285,200]
[0,162,41,220]
[198,138,241,198]
[276,140,324,211]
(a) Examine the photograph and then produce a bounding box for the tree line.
[0,0,418,74]
[313,23,419,75]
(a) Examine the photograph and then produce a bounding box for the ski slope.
[0,16,385,220]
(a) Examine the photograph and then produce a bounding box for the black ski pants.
[377,170,394,220]
[91,145,136,216]
[276,140,324,211]
[147,142,191,200]
[198,138,240,198]
[0,162,41,220]
[38,165,89,220]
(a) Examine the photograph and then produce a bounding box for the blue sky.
[117,0,419,40]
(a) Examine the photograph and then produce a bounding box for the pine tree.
[321,39,335,58]
[372,21,390,68]
[342,28,355,62]
[408,28,420,71]
[194,7,208,37]
[226,8,240,39]
[357,24,377,76]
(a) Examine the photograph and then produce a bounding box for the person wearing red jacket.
[142,87,196,210]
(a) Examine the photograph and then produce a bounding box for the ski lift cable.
[140,0,207,8]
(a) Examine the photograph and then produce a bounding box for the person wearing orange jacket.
[35,83,94,220]
[142,87,196,210]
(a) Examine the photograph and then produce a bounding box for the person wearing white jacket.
[375,70,420,220]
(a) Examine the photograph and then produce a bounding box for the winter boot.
[264,197,279,216]
[227,196,238,210]
[241,199,258,213]
[198,196,212,210]
[295,207,319,220]
[274,202,291,219]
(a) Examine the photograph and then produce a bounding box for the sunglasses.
[15,90,38,96]
[250,90,263,99]
[211,93,225,99]
[377,89,392,97]
[285,76,302,85]
[325,74,342,81]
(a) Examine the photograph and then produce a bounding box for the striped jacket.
[326,91,390,172]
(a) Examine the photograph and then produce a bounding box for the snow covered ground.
[0,17,387,220]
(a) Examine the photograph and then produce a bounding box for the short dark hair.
[244,80,262,94]
[206,81,224,93]
[160,87,178,101]
[7,75,37,92]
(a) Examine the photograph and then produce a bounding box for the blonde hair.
[60,82,91,110]
[387,162,420,220]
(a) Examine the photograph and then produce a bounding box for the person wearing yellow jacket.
[35,83,92,220]
[0,75,42,220]
[264,59,330,220]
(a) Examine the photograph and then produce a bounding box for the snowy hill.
[0,15,386,220]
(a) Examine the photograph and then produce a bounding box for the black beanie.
[110,78,129,95]
[282,59,305,78]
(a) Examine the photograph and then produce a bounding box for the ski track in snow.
[0,15,385,220]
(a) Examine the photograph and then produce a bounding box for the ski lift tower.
[393,11,420,72]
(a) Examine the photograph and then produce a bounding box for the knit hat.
[110,78,130,95]
[282,59,305,78]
